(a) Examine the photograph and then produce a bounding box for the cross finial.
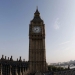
[36,6,38,10]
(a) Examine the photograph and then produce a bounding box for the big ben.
[29,8,47,73]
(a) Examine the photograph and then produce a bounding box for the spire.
[31,7,43,23]
[36,6,38,11]
[34,6,40,15]
[10,56,13,61]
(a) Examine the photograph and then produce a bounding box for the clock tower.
[29,8,47,73]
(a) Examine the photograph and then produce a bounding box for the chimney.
[8,57,9,60]
[2,55,4,59]
[5,56,6,60]
[17,58,18,61]
[1,55,4,60]
[23,59,25,62]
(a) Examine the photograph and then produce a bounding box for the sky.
[0,0,75,64]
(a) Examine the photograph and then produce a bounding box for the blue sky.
[0,0,75,64]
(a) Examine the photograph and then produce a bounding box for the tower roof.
[31,7,43,22]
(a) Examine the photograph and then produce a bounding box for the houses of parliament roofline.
[0,55,28,62]
[0,55,29,75]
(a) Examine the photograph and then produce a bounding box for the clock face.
[32,26,41,33]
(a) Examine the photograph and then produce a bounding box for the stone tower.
[29,8,47,73]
